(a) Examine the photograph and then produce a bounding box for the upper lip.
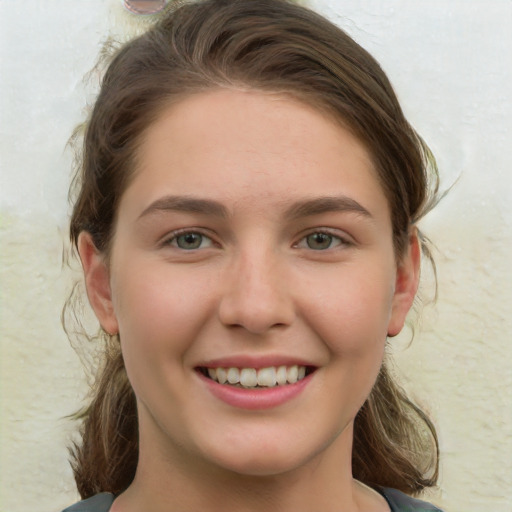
[196,355,317,369]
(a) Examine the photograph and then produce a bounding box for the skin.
[79,89,420,512]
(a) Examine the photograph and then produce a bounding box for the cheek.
[110,266,214,408]
[110,260,218,359]
[297,265,395,356]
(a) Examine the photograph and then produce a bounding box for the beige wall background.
[1,1,511,511]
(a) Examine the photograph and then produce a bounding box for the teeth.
[227,367,240,384]
[240,368,258,387]
[287,365,298,384]
[217,367,227,384]
[204,365,310,388]
[257,367,276,387]
[276,365,287,385]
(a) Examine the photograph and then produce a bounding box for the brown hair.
[69,0,439,499]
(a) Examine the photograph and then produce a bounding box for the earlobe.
[77,232,119,336]
[387,228,421,337]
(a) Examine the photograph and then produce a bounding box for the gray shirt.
[62,488,443,511]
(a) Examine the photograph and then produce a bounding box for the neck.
[113,425,380,512]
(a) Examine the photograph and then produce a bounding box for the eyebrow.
[137,194,372,221]
[138,195,229,220]
[284,196,372,220]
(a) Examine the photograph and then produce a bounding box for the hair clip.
[123,0,168,15]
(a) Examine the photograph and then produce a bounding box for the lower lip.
[197,371,313,410]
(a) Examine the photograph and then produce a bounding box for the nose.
[218,248,295,334]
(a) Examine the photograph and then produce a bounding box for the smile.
[199,365,313,389]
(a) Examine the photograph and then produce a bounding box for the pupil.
[178,233,202,249]
[308,233,331,250]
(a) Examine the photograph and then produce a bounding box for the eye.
[296,231,347,251]
[167,231,214,250]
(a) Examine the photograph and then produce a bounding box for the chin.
[214,452,306,478]
[197,426,338,479]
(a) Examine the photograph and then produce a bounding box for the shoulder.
[379,487,444,512]
[61,488,443,512]
[61,493,115,512]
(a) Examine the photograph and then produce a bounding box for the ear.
[77,232,119,335]
[387,228,421,337]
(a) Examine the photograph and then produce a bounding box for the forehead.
[121,89,389,220]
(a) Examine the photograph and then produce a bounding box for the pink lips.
[196,369,313,410]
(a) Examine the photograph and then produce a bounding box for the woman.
[64,0,443,510]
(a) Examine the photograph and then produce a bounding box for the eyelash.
[294,229,352,251]
[161,229,216,250]
[162,228,351,252]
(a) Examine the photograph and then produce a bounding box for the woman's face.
[82,89,418,477]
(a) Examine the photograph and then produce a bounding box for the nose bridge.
[218,241,294,333]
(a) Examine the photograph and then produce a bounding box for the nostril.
[218,297,295,335]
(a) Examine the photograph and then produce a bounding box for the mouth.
[196,365,316,389]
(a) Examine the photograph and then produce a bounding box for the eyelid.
[160,228,218,249]
[157,227,353,250]
[293,228,354,249]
